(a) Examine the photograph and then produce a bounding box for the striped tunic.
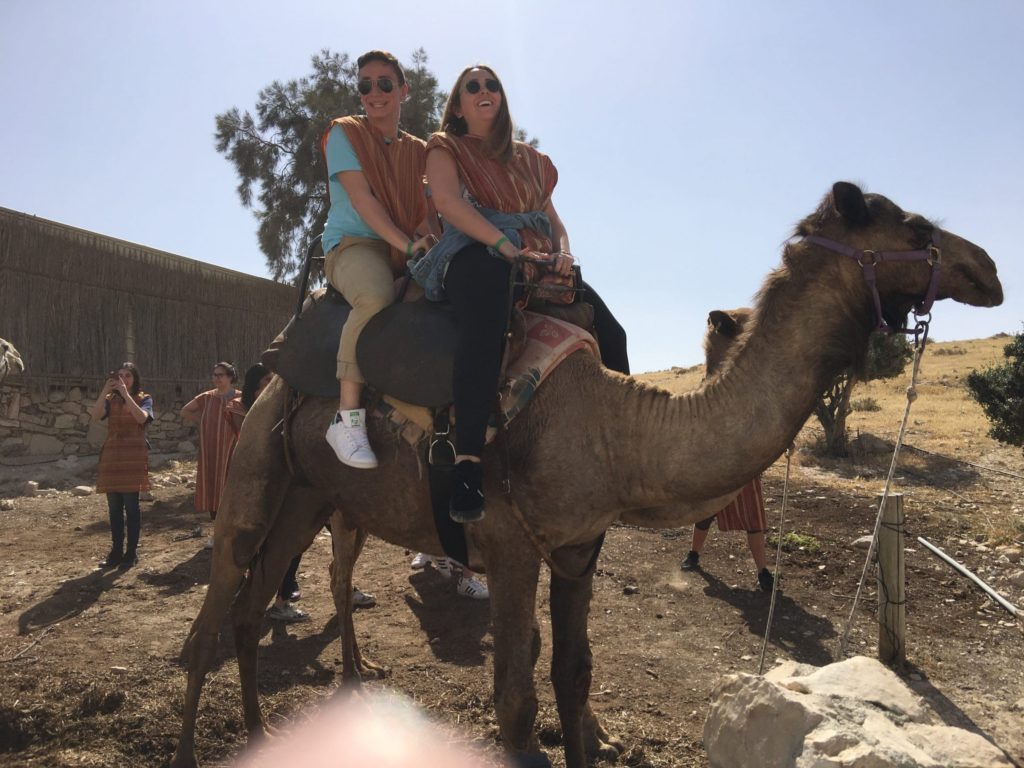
[711,477,768,532]
[426,133,558,254]
[189,389,238,517]
[96,392,152,493]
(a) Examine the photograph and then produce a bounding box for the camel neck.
[589,250,871,521]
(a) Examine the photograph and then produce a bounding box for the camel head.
[703,308,752,378]
[793,181,1003,331]
[0,338,24,382]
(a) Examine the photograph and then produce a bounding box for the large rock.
[704,656,1012,768]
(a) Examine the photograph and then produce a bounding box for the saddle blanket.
[376,311,598,445]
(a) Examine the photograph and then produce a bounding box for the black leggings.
[445,245,632,455]
[445,244,514,458]
[278,555,302,600]
[581,280,629,375]
[106,492,141,554]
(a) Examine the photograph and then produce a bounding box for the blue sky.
[2,0,1021,372]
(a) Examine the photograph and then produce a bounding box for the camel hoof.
[169,751,199,768]
[508,752,553,768]
[589,741,623,762]
[358,658,388,679]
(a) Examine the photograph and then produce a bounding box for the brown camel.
[1,338,24,381]
[172,182,1002,768]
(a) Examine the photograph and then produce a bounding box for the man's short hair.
[356,50,405,85]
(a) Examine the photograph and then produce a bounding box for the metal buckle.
[858,250,878,267]
[927,245,941,266]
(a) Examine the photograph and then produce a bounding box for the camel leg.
[549,540,624,767]
[172,382,292,768]
[233,486,334,740]
[171,533,254,768]
[326,514,384,682]
[489,546,549,766]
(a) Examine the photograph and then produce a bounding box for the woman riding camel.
[418,64,626,523]
[322,49,436,469]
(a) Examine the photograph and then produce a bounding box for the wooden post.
[877,493,906,667]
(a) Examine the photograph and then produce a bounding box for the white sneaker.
[410,552,431,570]
[325,409,378,469]
[433,557,454,580]
[456,574,489,600]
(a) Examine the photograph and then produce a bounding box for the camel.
[172,182,1002,768]
[1,338,24,382]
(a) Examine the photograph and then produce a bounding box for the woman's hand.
[549,250,574,277]
[112,376,130,399]
[409,233,437,258]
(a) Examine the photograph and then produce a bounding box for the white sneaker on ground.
[325,409,378,469]
[203,536,214,550]
[267,602,309,622]
[432,557,454,580]
[456,574,489,600]
[410,552,431,570]
[352,587,376,608]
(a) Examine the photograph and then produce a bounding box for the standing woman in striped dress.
[181,362,238,549]
[90,362,153,569]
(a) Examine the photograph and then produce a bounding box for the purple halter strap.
[802,230,942,333]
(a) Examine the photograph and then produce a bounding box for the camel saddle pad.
[268,291,459,406]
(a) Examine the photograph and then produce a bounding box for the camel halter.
[802,230,942,334]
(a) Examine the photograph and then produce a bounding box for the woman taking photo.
[89,362,153,568]
[417,65,625,522]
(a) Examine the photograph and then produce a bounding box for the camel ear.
[708,310,739,337]
[832,182,870,226]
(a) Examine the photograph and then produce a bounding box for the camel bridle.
[803,229,942,334]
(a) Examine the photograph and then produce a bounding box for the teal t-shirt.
[321,125,379,253]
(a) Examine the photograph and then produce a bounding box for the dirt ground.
[2,336,1023,767]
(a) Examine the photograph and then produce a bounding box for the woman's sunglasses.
[464,78,501,95]
[358,77,395,95]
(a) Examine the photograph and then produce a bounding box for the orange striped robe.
[712,477,768,532]
[322,115,427,276]
[426,133,557,254]
[96,392,152,493]
[190,389,238,517]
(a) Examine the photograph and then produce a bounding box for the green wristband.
[493,236,509,252]
[405,240,414,258]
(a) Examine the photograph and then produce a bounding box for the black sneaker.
[450,461,485,523]
[120,551,138,570]
[100,550,123,568]
[680,550,700,571]
[758,568,775,593]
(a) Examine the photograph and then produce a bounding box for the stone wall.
[1,376,197,464]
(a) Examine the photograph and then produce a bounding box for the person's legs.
[444,245,513,522]
[122,492,141,567]
[581,280,629,375]
[325,239,394,468]
[103,492,125,566]
[278,555,302,601]
[746,531,768,571]
[748,530,775,592]
[681,516,714,570]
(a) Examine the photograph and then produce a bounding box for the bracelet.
[405,240,414,258]
[493,236,508,252]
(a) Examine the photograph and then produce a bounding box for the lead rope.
[759,447,792,675]
[837,319,930,658]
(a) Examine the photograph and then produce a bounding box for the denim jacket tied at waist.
[408,207,552,301]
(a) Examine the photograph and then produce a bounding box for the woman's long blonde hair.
[439,65,514,163]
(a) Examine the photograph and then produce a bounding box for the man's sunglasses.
[464,78,501,95]
[357,77,395,95]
